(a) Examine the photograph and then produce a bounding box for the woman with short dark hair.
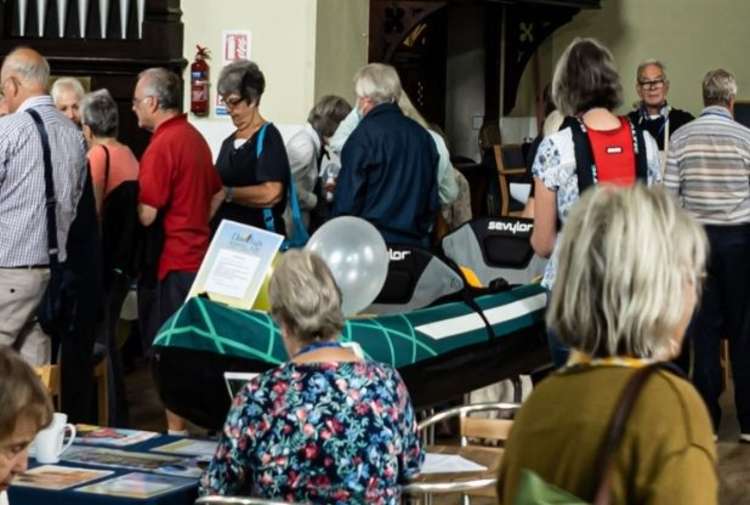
[0,346,53,505]
[212,60,290,236]
[530,38,662,365]
[200,250,423,503]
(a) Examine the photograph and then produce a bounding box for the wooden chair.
[33,356,109,426]
[493,144,529,216]
[412,402,521,505]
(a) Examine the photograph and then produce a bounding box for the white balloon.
[305,217,388,316]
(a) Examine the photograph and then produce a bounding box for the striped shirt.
[664,106,750,225]
[0,96,87,266]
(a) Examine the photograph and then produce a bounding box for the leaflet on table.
[419,453,488,474]
[151,438,218,457]
[75,472,195,499]
[13,465,113,490]
[61,446,205,479]
[187,220,283,309]
[75,424,159,447]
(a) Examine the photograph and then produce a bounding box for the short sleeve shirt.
[138,114,223,279]
[533,125,661,288]
[213,123,290,234]
[87,143,139,198]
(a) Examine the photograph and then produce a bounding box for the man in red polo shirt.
[133,68,224,431]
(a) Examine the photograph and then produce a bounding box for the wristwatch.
[224,186,234,203]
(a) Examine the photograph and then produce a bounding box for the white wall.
[181,0,318,127]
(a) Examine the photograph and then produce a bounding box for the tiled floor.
[126,361,750,504]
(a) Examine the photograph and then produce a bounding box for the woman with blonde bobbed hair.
[498,184,718,505]
[201,250,423,503]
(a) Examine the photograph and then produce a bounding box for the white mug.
[34,412,76,464]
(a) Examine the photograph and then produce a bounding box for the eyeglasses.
[638,78,666,90]
[131,95,154,106]
[221,95,246,109]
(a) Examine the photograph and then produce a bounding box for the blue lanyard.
[700,111,729,119]
[294,340,344,358]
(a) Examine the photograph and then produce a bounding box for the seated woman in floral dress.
[200,250,423,504]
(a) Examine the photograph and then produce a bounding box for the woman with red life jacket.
[530,38,662,366]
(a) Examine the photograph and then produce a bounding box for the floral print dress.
[200,360,423,504]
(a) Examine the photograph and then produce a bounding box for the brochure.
[62,446,185,472]
[13,465,113,490]
[187,220,283,309]
[151,439,218,458]
[75,424,159,447]
[75,472,195,499]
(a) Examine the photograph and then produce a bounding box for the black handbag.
[27,109,79,336]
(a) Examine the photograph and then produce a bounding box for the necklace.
[293,340,344,358]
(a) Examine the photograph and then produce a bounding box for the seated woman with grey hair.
[51,77,85,126]
[211,60,290,237]
[499,185,717,505]
[284,95,351,235]
[531,37,662,366]
[0,347,53,505]
[200,250,423,503]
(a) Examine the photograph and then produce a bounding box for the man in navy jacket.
[332,63,439,247]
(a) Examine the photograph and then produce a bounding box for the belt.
[5,264,50,269]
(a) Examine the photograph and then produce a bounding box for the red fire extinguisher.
[190,45,210,116]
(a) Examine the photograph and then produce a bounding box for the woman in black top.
[211,60,290,236]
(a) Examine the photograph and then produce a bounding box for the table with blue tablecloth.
[8,434,202,505]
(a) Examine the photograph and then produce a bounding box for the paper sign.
[204,249,260,298]
[221,30,251,64]
[187,220,283,310]
[419,453,488,474]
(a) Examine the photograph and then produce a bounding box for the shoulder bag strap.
[26,109,60,268]
[254,123,277,233]
[101,144,111,195]
[591,363,662,505]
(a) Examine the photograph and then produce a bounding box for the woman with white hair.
[200,250,423,503]
[531,38,662,365]
[498,184,718,505]
[51,76,85,126]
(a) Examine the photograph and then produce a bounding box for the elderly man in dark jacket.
[332,63,439,247]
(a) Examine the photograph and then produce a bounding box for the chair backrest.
[418,402,520,446]
[33,364,60,409]
[196,497,304,505]
[493,144,528,216]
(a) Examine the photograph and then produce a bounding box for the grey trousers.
[0,268,52,365]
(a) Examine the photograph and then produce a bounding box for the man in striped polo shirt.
[665,68,750,443]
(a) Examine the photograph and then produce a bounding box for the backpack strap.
[564,117,596,195]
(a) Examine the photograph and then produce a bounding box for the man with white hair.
[332,63,439,246]
[51,76,85,127]
[0,47,87,365]
[627,60,694,155]
[665,68,750,443]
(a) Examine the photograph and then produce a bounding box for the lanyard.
[561,350,655,372]
[293,340,344,358]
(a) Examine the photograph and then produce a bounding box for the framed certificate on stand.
[187,220,283,310]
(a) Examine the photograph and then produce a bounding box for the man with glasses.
[0,47,87,365]
[132,67,224,433]
[628,60,694,159]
